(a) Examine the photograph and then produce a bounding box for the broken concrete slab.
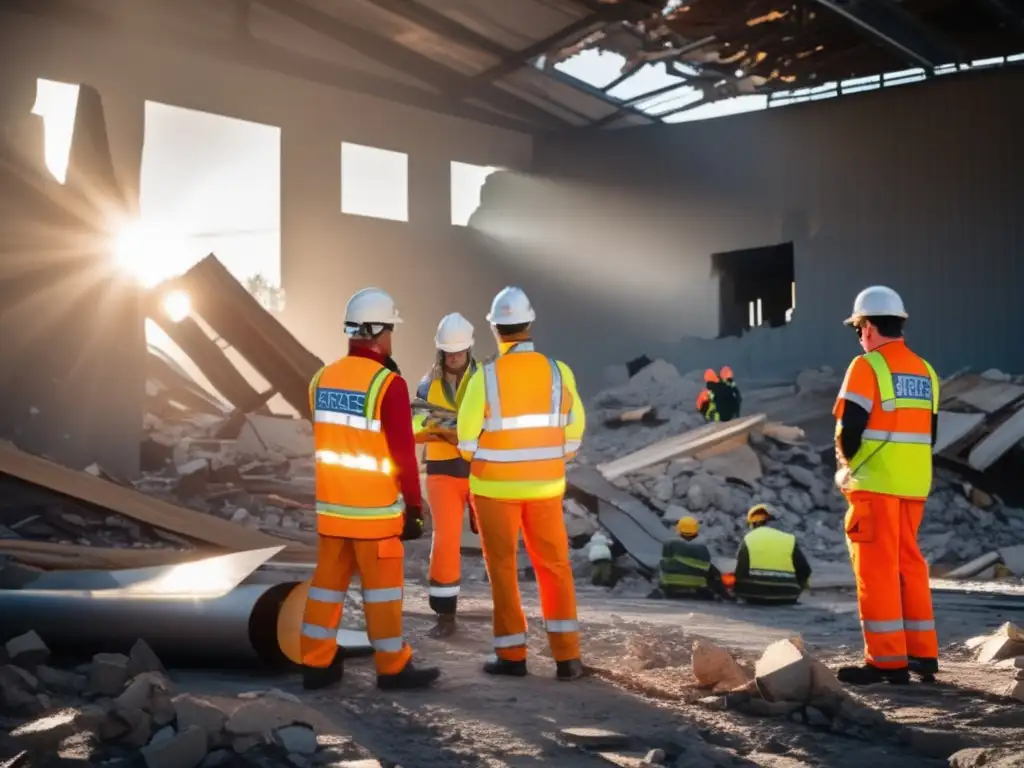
[237,415,313,460]
[946,551,1003,580]
[969,408,1024,472]
[275,724,318,755]
[174,695,228,747]
[998,544,1024,577]
[934,412,987,455]
[949,747,1024,768]
[35,665,86,694]
[754,639,812,703]
[128,639,168,679]
[560,727,631,749]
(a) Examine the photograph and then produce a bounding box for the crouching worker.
[733,504,812,606]
[301,287,440,692]
[588,531,615,587]
[649,517,732,601]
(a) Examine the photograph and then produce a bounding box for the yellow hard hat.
[676,516,699,537]
[747,504,772,525]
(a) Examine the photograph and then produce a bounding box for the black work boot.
[302,656,343,691]
[837,664,910,686]
[909,656,939,683]
[483,657,528,677]
[556,659,586,681]
[428,614,457,639]
[377,660,441,690]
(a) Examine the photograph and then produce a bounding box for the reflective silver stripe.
[371,636,405,653]
[841,391,873,413]
[862,618,904,633]
[862,429,931,444]
[565,439,581,453]
[482,413,568,430]
[548,358,563,421]
[363,587,402,604]
[474,446,567,462]
[494,632,527,648]
[313,411,382,431]
[749,569,795,579]
[871,654,908,663]
[428,585,461,598]
[483,363,502,422]
[301,623,336,640]
[544,619,579,633]
[307,586,346,603]
[905,619,935,632]
[511,342,535,352]
[458,440,478,453]
[880,399,896,412]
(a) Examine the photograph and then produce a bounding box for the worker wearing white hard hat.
[457,286,588,681]
[412,312,480,638]
[832,285,940,687]
[301,287,440,692]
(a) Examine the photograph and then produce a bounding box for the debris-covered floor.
[4,577,1022,767]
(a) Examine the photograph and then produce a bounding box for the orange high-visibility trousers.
[427,474,472,616]
[845,491,938,669]
[474,494,580,663]
[300,535,413,676]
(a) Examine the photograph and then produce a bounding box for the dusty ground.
[171,567,1024,768]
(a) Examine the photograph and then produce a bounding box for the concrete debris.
[88,652,130,696]
[949,748,1024,767]
[560,726,632,748]
[4,631,49,669]
[691,640,747,691]
[972,623,1024,664]
[753,639,812,704]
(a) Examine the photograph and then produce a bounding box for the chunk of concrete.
[275,724,318,755]
[974,623,1024,664]
[949,747,1024,768]
[142,724,209,768]
[128,639,168,679]
[116,672,170,712]
[174,695,228,747]
[754,639,812,703]
[237,415,313,459]
[999,545,1024,578]
[89,652,130,696]
[0,665,42,716]
[1007,680,1024,703]
[691,640,747,691]
[226,697,303,736]
[4,631,50,669]
[35,665,86,694]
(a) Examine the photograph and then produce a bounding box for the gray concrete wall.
[511,67,1024,386]
[1,11,533,388]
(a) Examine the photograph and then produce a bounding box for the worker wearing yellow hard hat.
[733,504,812,607]
[649,516,732,601]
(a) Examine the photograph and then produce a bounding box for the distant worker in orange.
[696,369,740,423]
[720,365,742,417]
[457,286,587,681]
[833,286,940,686]
[301,287,440,692]
[413,312,479,639]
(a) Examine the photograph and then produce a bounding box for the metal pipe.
[0,582,299,668]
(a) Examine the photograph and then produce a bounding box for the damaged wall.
[1,10,533,388]
[479,67,1024,384]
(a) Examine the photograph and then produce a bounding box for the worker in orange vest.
[413,312,479,638]
[833,285,940,686]
[300,287,440,691]
[457,286,587,681]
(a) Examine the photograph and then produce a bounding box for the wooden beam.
[365,0,511,57]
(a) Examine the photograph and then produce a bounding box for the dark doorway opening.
[711,242,795,338]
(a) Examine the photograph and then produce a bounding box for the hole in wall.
[451,161,501,226]
[711,242,795,338]
[341,142,409,222]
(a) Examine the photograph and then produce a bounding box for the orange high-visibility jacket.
[457,342,582,500]
[309,356,404,539]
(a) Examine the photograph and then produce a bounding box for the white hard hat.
[486,286,536,325]
[435,312,474,352]
[843,285,908,326]
[344,287,403,335]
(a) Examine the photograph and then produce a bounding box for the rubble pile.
[0,632,376,768]
[574,358,1024,572]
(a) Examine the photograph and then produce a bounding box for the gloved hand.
[834,466,851,490]
[401,505,424,541]
[468,506,479,535]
